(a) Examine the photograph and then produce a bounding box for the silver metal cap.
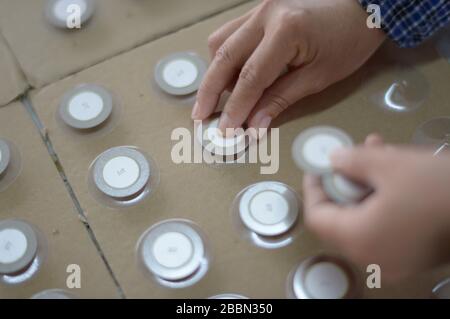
[196,115,249,158]
[412,117,450,156]
[0,139,11,176]
[59,84,113,130]
[93,146,150,199]
[432,277,450,299]
[292,126,353,174]
[290,255,359,299]
[154,52,207,96]
[209,294,249,299]
[31,289,77,299]
[45,0,96,29]
[0,220,38,275]
[138,220,205,281]
[239,182,299,237]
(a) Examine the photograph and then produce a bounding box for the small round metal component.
[138,220,205,282]
[93,146,150,199]
[196,116,249,157]
[59,84,113,130]
[155,52,207,96]
[432,277,450,299]
[0,139,11,176]
[322,174,372,204]
[238,182,299,237]
[45,0,95,29]
[0,220,38,275]
[292,126,353,174]
[412,117,450,156]
[209,294,249,299]
[290,255,358,299]
[31,289,77,299]
[368,64,429,113]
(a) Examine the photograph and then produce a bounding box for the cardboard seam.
[20,95,126,299]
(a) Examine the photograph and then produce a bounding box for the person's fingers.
[192,18,263,121]
[364,133,384,147]
[207,8,257,60]
[302,174,330,209]
[247,64,326,129]
[218,33,297,133]
[330,147,385,185]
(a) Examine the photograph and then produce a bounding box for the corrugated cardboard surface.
[0,0,250,89]
[0,102,119,299]
[0,33,27,107]
[30,2,450,298]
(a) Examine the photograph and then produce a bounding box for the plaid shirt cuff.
[359,0,450,47]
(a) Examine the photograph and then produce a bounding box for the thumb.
[331,146,385,185]
[248,65,326,129]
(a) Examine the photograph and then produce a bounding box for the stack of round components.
[196,115,250,163]
[292,126,371,204]
[288,255,359,299]
[236,181,299,238]
[137,220,209,287]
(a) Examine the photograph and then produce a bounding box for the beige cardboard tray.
[30,2,450,298]
[0,101,119,299]
[0,32,27,106]
[0,0,250,89]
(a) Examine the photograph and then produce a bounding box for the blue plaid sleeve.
[359,0,450,47]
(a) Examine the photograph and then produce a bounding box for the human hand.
[303,134,450,282]
[192,0,386,134]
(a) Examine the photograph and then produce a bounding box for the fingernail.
[258,116,272,129]
[331,148,351,166]
[219,113,235,137]
[191,102,200,119]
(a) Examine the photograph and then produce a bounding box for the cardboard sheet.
[0,32,27,106]
[0,101,119,299]
[0,0,250,89]
[30,2,450,298]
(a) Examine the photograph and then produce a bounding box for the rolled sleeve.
[359,0,450,47]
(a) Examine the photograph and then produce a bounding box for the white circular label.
[302,134,343,169]
[0,229,28,264]
[250,191,289,225]
[152,232,193,269]
[163,59,198,88]
[53,0,87,22]
[102,156,140,189]
[304,262,349,299]
[68,91,104,122]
